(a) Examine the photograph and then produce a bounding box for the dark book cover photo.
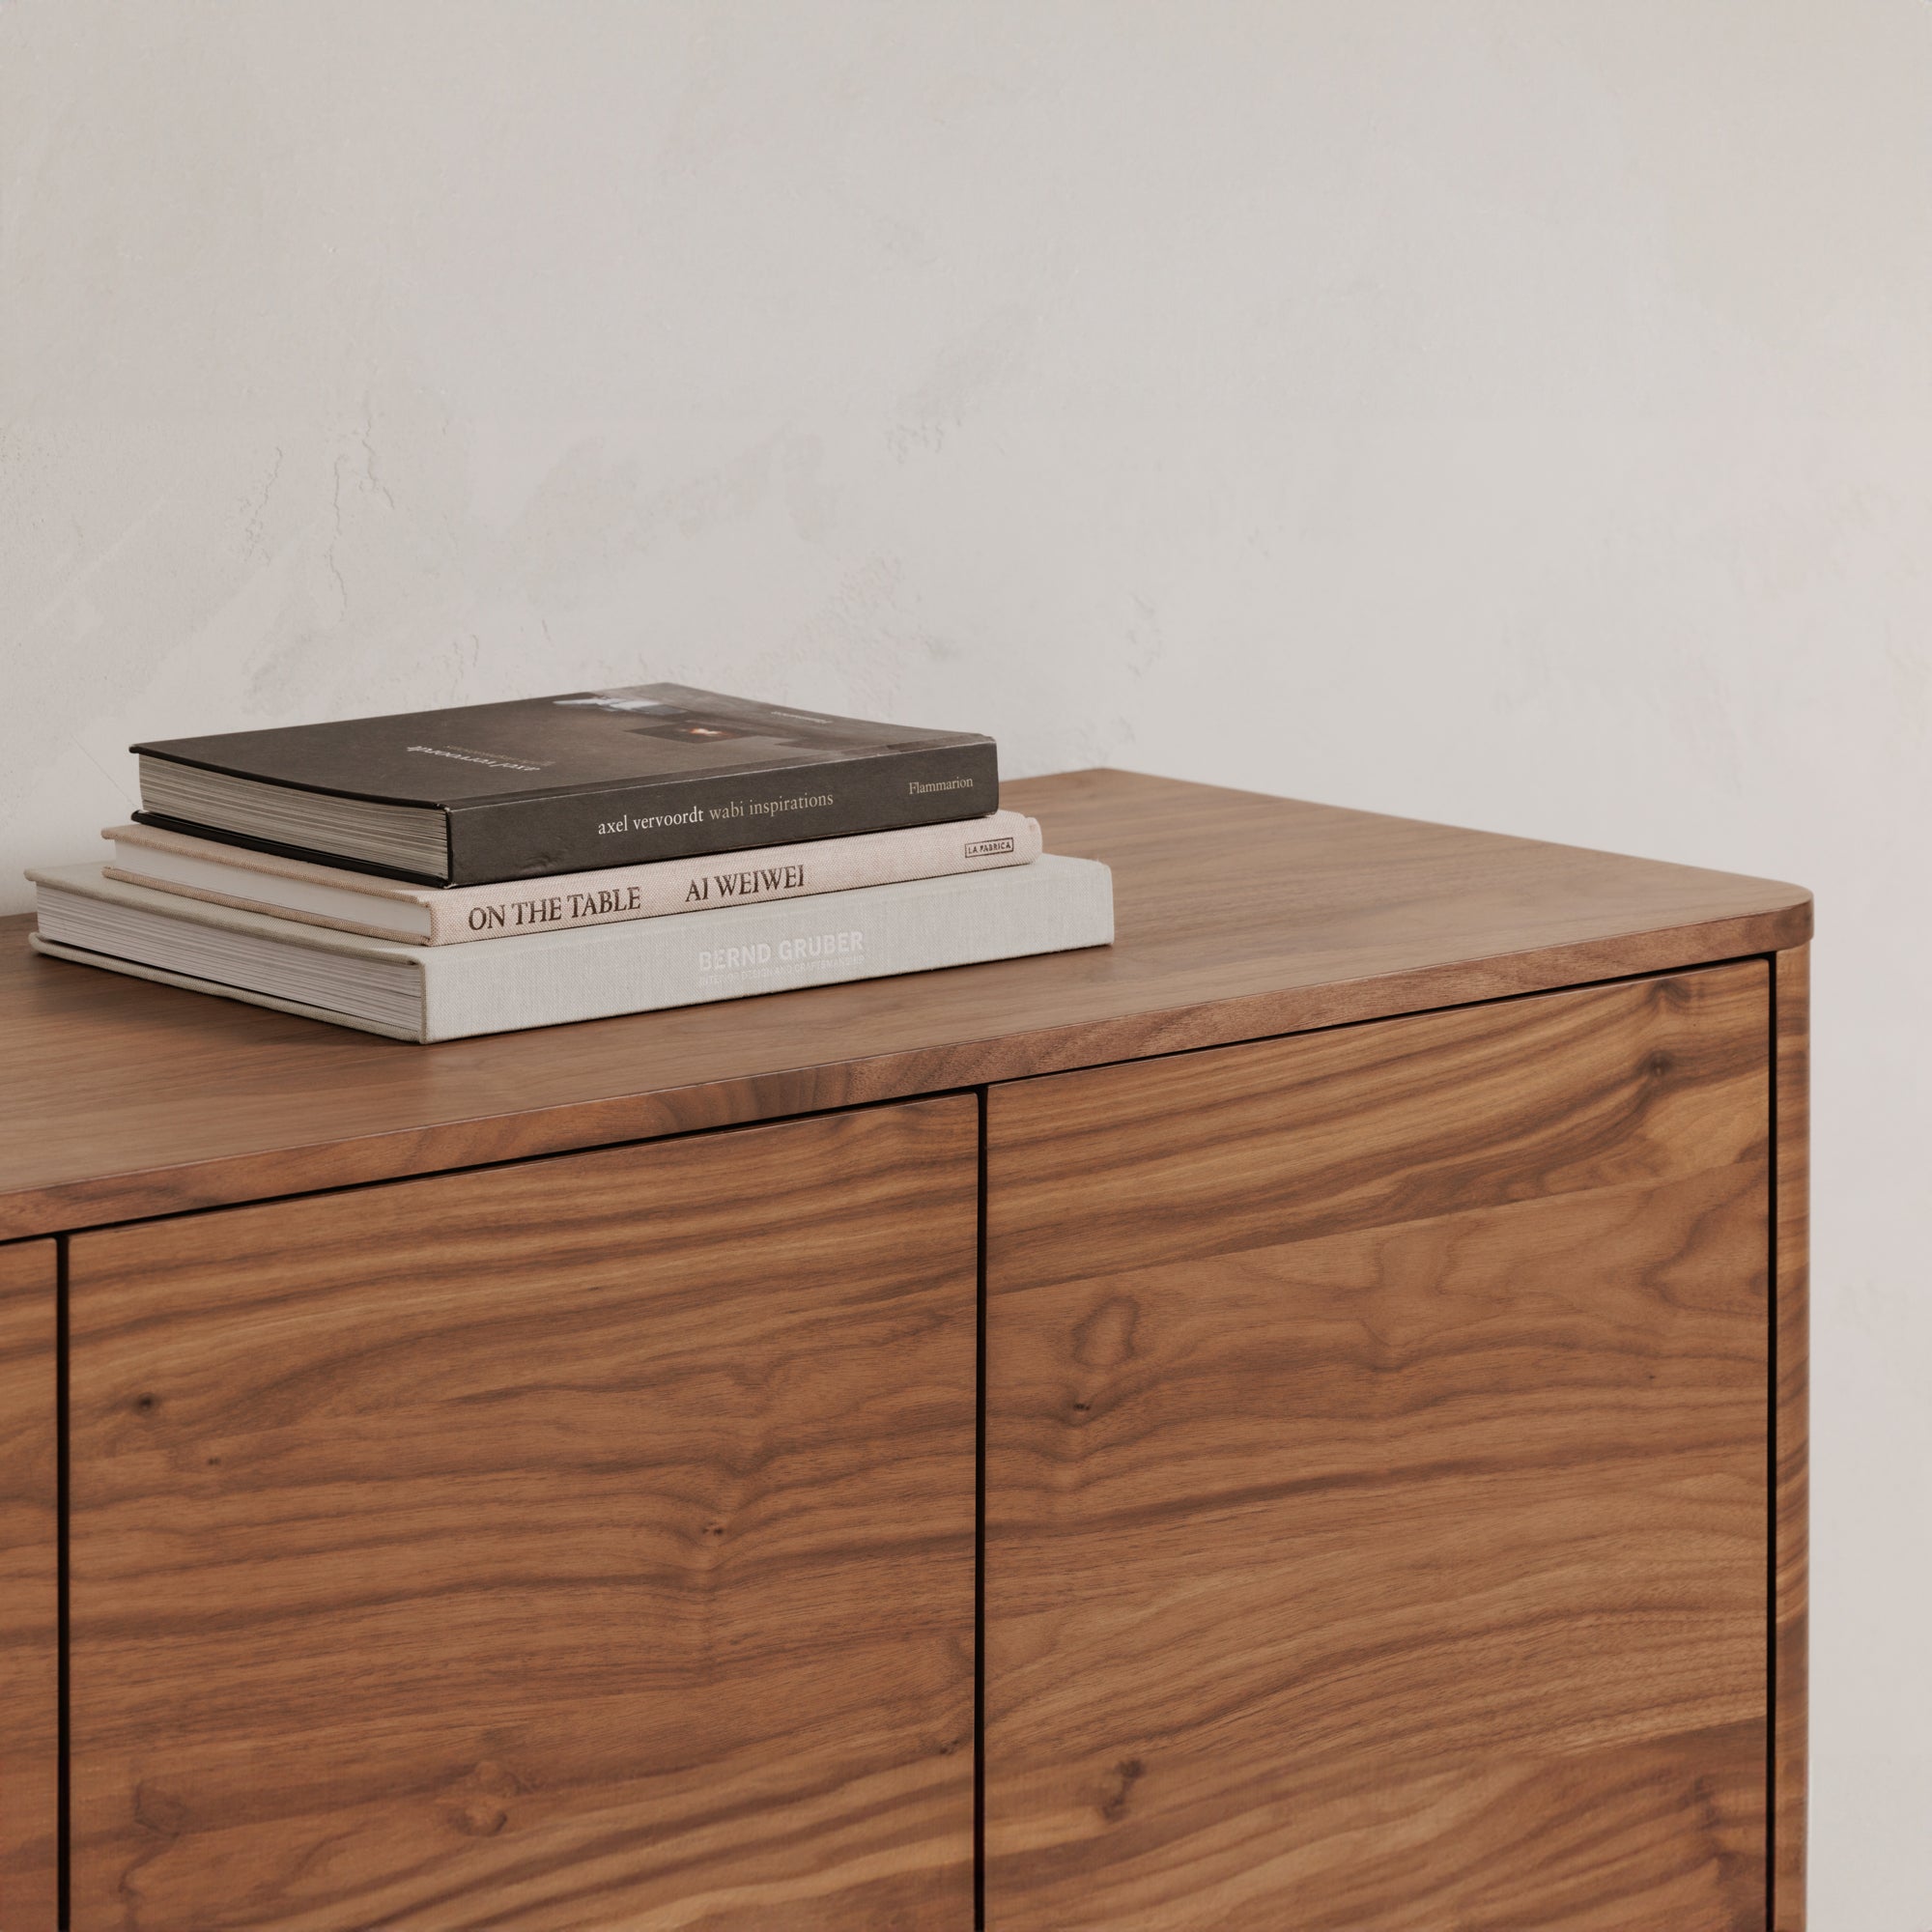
[134,684,999,884]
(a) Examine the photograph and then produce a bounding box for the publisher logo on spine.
[965,837,1015,857]
[909,777,976,794]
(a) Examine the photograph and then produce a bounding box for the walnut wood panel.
[0,1238,59,1932]
[1775,945,1809,1932]
[0,770,1811,1237]
[68,1098,978,1932]
[985,964,1772,1930]
[992,961,1774,1297]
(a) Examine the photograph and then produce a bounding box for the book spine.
[442,740,998,887]
[427,810,1040,944]
[420,856,1113,1042]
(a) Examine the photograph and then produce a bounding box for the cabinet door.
[986,966,1770,1931]
[0,1237,59,1932]
[70,1096,978,1932]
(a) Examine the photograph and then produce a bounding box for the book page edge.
[26,934,425,1042]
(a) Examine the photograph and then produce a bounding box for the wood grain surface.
[0,1238,59,1932]
[0,770,1811,1237]
[1775,946,1809,1932]
[68,1098,978,1932]
[985,965,1773,1930]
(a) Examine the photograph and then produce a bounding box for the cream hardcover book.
[100,811,1043,945]
[29,857,1114,1043]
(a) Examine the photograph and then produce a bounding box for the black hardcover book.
[133,685,999,886]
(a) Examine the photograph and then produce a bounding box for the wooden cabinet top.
[0,768,1809,1239]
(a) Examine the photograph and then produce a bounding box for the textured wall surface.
[3,4,1928,1923]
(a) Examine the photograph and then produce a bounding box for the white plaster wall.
[3,3,1927,1921]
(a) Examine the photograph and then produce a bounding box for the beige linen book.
[101,811,1041,945]
[29,857,1114,1043]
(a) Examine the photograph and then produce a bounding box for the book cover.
[29,858,1114,1043]
[100,811,1044,945]
[134,684,999,885]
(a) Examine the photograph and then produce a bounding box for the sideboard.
[0,769,1810,1931]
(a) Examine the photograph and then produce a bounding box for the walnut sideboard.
[0,770,1810,1932]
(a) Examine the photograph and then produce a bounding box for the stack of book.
[26,685,1113,1042]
